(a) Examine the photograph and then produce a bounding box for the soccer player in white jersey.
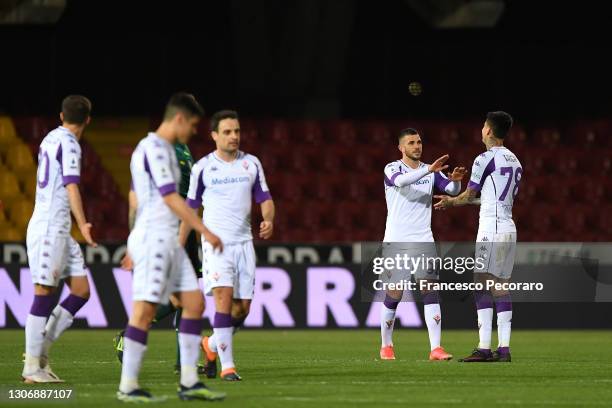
[117,93,225,402]
[434,111,522,363]
[23,95,97,384]
[380,128,466,361]
[182,110,275,381]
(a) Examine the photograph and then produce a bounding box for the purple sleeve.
[252,166,272,204]
[144,149,176,196]
[57,142,81,186]
[434,172,451,191]
[468,156,496,192]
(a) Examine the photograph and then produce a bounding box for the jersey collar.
[58,126,77,139]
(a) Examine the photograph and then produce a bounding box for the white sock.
[23,314,47,375]
[477,308,494,350]
[497,311,512,347]
[119,337,147,393]
[214,327,234,371]
[179,333,201,387]
[380,305,397,347]
[41,305,75,361]
[208,333,218,353]
[424,303,442,351]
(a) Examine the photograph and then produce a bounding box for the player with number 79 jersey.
[434,111,522,364]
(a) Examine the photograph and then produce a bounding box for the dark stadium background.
[0,0,611,330]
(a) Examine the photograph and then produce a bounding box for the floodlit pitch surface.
[1,330,611,407]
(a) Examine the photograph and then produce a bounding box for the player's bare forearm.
[66,183,87,227]
[259,199,275,239]
[178,208,197,246]
[434,187,479,210]
[261,199,275,222]
[163,193,222,250]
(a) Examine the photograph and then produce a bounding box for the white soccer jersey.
[467,146,522,233]
[187,151,272,244]
[130,132,181,234]
[28,126,82,236]
[383,160,460,242]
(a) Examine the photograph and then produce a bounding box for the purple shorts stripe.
[474,290,493,310]
[495,294,512,312]
[213,312,232,328]
[60,294,88,316]
[422,291,440,305]
[125,325,148,345]
[158,183,176,196]
[383,294,400,310]
[179,318,203,335]
[30,295,56,318]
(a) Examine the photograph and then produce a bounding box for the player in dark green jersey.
[114,142,204,374]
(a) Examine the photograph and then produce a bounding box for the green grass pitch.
[1,329,611,407]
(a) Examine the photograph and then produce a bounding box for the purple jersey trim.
[195,168,205,203]
[434,172,451,191]
[389,171,402,185]
[62,175,80,186]
[469,156,496,192]
[252,165,272,203]
[186,197,201,209]
[158,183,176,196]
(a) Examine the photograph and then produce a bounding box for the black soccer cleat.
[488,350,512,362]
[177,382,226,401]
[458,348,493,362]
[221,369,242,381]
[202,359,218,379]
[116,388,166,403]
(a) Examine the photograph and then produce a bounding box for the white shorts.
[202,240,256,299]
[26,232,87,287]
[474,231,517,280]
[128,230,200,305]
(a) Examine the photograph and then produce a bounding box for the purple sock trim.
[383,294,400,310]
[495,294,512,313]
[478,348,492,356]
[179,318,203,335]
[213,312,232,328]
[422,291,440,305]
[231,316,246,329]
[497,346,510,355]
[125,325,148,345]
[474,290,493,310]
[30,295,56,318]
[60,294,88,316]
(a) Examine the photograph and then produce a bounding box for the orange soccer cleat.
[429,346,453,361]
[201,336,218,362]
[380,345,396,360]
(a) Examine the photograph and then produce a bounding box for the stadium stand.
[1,116,611,242]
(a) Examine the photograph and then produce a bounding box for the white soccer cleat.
[40,364,64,382]
[22,369,65,384]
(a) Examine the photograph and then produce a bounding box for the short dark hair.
[486,111,513,139]
[61,95,92,125]
[398,127,419,142]
[164,92,204,121]
[210,110,239,132]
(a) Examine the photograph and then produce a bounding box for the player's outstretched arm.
[163,192,223,252]
[259,199,275,239]
[391,154,450,187]
[434,187,480,210]
[66,183,98,247]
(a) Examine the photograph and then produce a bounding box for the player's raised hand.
[428,154,450,173]
[448,166,467,181]
[204,230,224,253]
[433,195,454,210]
[260,221,274,239]
[120,252,134,271]
[80,222,98,247]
